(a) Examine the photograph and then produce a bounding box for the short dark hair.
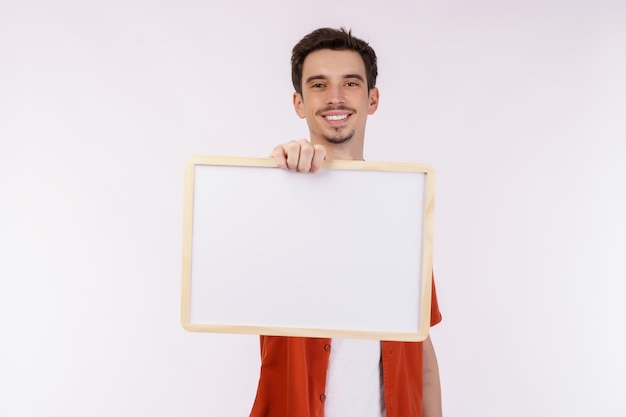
[291,27,378,95]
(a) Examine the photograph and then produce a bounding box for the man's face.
[293,49,379,147]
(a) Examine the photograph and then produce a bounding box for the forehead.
[302,49,366,79]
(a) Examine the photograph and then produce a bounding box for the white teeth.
[325,114,348,121]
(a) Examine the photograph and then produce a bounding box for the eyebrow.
[305,74,366,84]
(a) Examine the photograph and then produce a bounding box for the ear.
[367,87,379,115]
[293,92,306,119]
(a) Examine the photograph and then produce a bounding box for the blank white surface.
[189,164,425,334]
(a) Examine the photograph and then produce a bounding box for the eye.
[346,81,359,87]
[311,83,325,88]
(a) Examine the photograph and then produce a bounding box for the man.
[249,27,442,417]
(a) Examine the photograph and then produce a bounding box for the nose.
[327,84,345,105]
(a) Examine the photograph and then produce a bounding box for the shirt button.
[320,394,326,402]
[324,344,331,351]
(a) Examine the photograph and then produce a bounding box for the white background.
[1,1,624,416]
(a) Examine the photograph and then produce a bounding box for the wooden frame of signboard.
[181,156,435,341]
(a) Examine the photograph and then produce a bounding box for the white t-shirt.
[324,338,386,417]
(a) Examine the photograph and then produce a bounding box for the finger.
[271,145,289,170]
[310,144,327,173]
[297,139,315,172]
[284,140,302,170]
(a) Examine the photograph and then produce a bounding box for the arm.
[422,336,442,417]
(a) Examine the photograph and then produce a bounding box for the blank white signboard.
[181,156,435,341]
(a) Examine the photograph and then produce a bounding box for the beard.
[323,127,355,145]
[316,105,357,145]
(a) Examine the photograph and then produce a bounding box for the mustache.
[315,105,356,116]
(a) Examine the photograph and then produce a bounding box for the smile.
[325,114,348,121]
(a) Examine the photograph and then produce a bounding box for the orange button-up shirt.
[249,279,442,417]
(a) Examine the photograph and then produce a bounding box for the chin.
[324,130,355,145]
